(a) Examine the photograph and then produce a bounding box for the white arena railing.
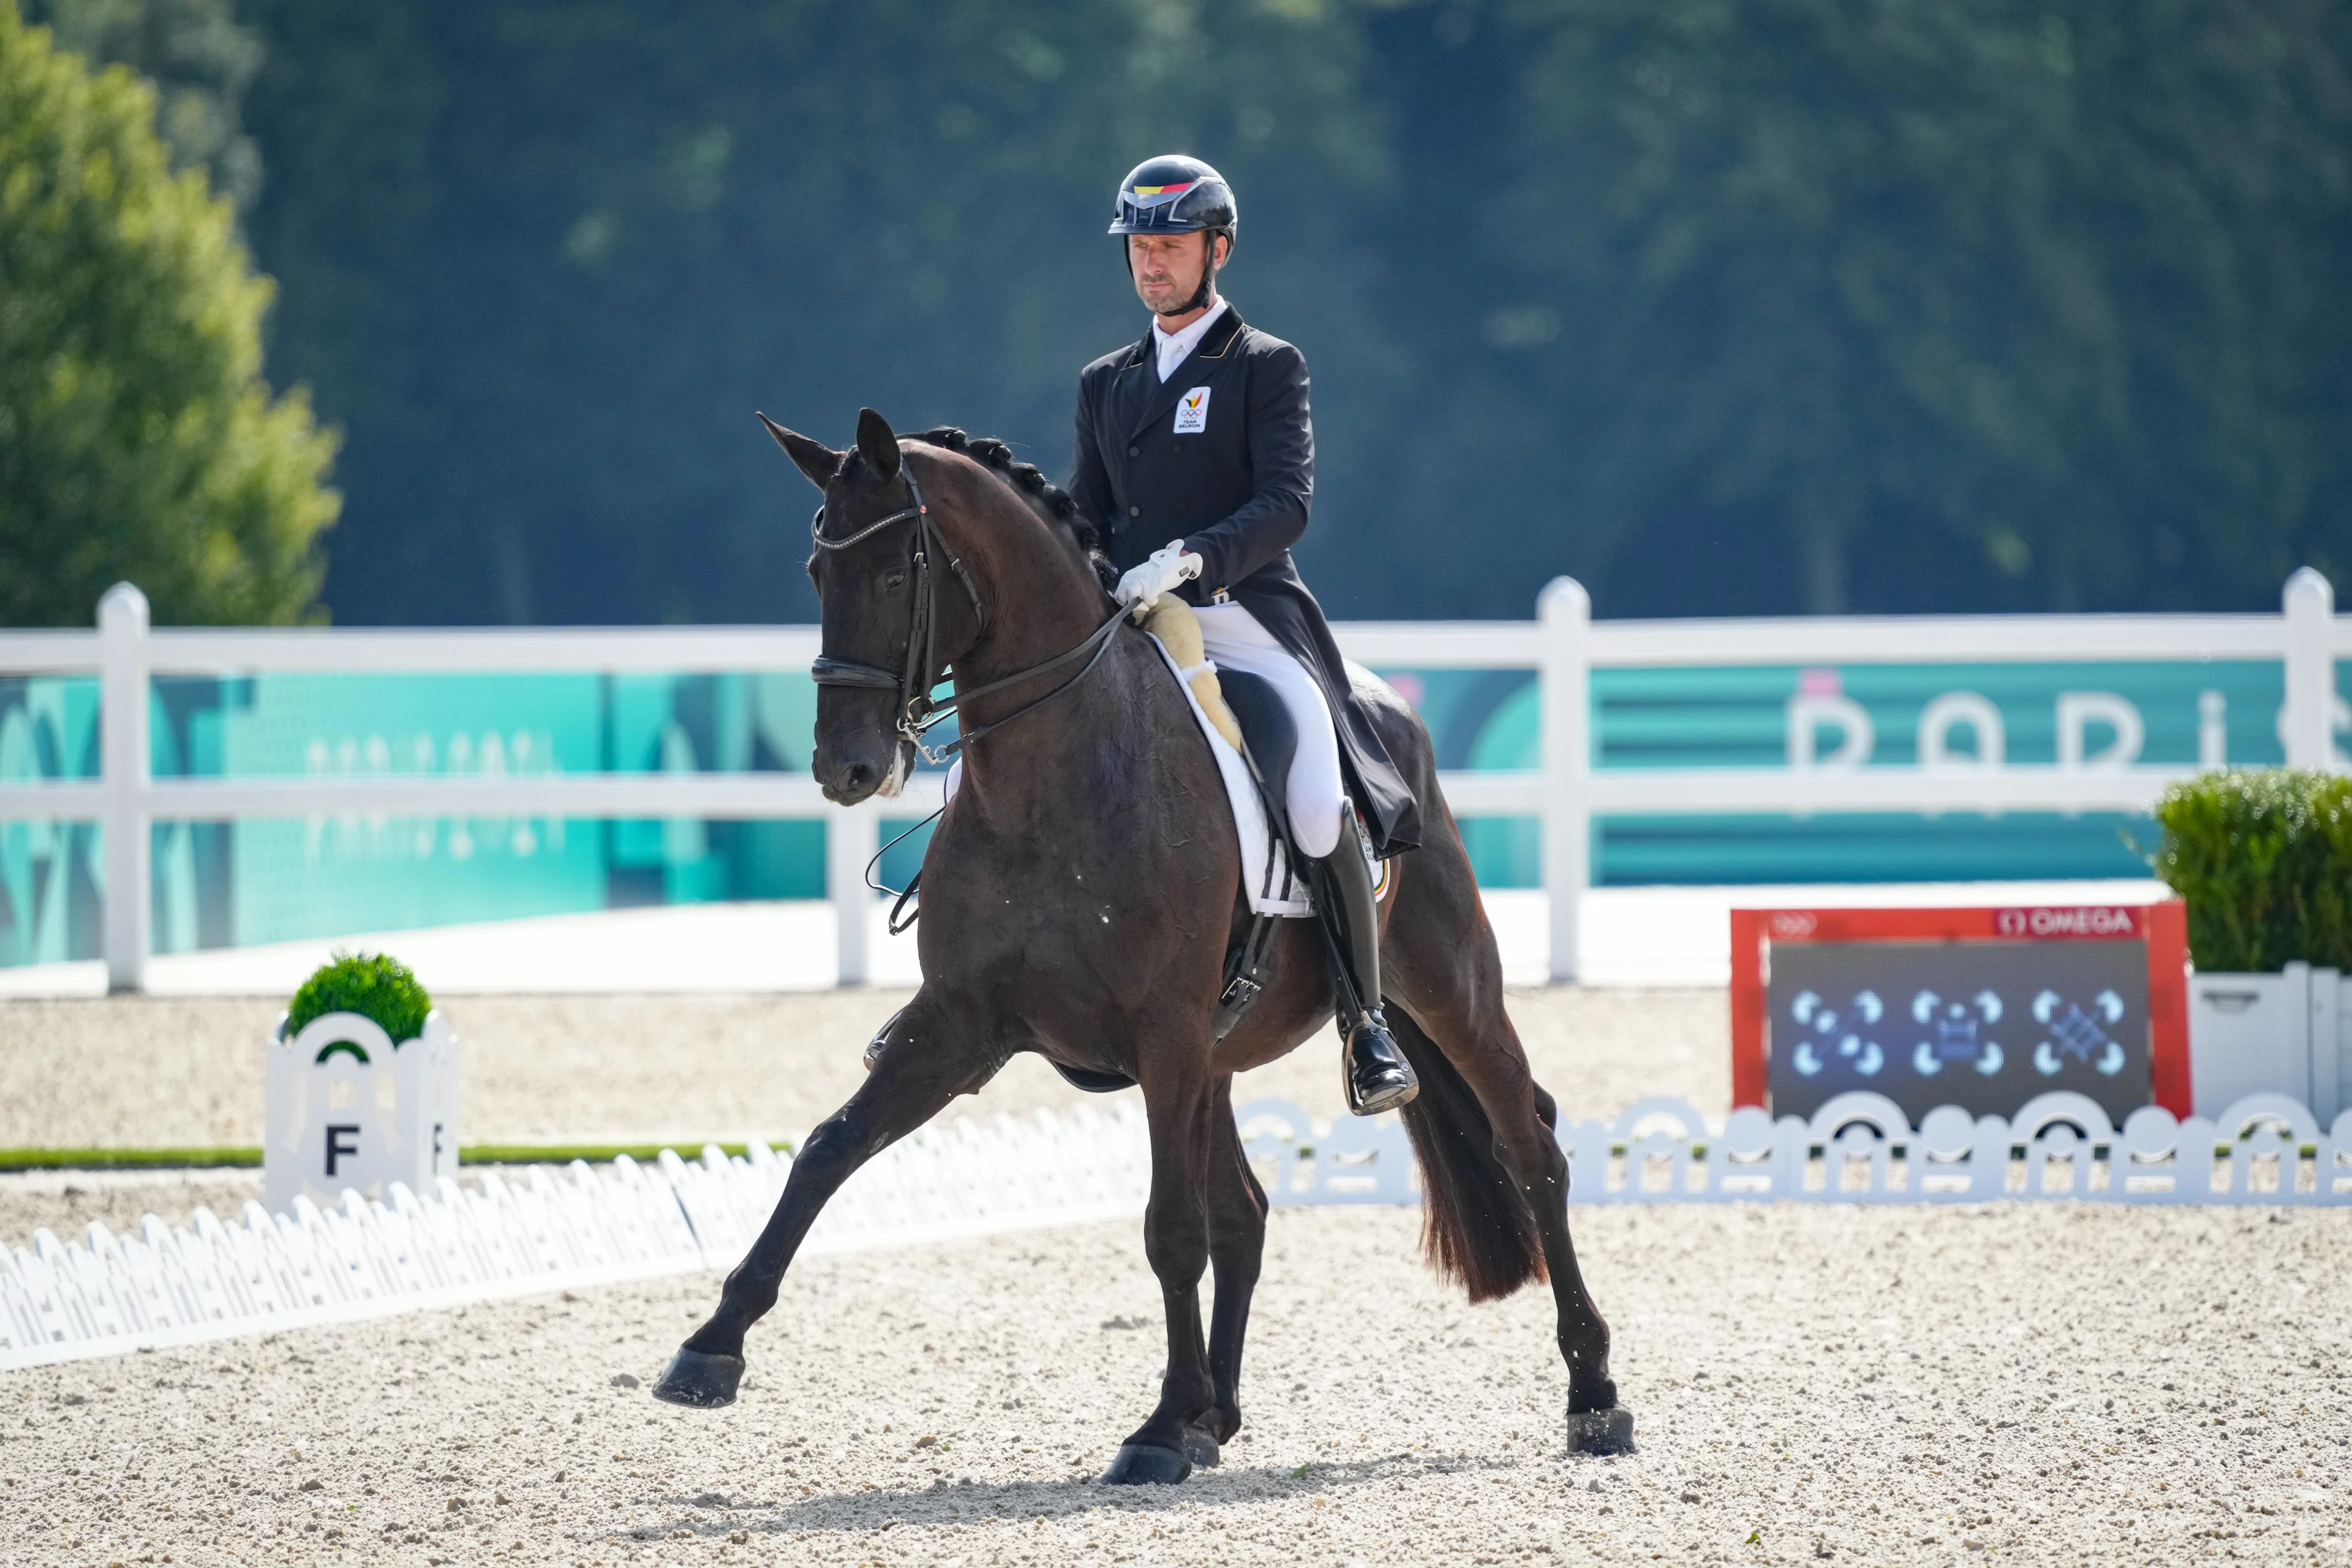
[9,1092,2346,1371]
[0,1106,1157,1371]
[0,572,2343,992]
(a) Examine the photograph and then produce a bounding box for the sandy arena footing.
[2,988,2346,1565]
[0,987,1728,1155]
[1,1202,2346,1567]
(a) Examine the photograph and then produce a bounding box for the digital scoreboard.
[1730,903,2191,1126]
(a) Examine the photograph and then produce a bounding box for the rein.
[809,454,1126,767]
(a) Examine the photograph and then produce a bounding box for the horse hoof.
[1181,1423,1221,1469]
[1564,1406,1636,1456]
[1098,1443,1192,1486]
[652,1347,744,1409]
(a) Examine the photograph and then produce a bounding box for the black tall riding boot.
[1317,801,1419,1117]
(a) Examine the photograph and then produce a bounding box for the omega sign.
[1996,907,2141,938]
[1729,903,2190,1126]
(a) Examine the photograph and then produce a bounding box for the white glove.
[1115,539,1203,614]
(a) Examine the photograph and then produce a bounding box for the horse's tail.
[1390,1009,1547,1303]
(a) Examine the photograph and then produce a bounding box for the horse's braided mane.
[908,427,1115,589]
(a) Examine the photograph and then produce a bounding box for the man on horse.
[1069,154,1423,1118]
[658,204,1634,1458]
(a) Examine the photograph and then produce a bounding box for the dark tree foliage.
[1355,0,2352,616]
[21,0,263,213]
[242,0,1396,625]
[227,0,2352,623]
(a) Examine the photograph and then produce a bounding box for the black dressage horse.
[653,409,1635,1479]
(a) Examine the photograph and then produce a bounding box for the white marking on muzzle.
[875,742,912,799]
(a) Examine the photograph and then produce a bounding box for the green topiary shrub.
[2149,769,2352,973]
[285,951,432,1044]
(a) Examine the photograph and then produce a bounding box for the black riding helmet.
[1109,154,1236,313]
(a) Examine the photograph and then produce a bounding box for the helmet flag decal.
[1108,156,1235,238]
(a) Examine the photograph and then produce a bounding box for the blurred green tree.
[0,5,337,625]
[238,0,1397,625]
[216,0,2352,624]
[1362,0,2352,616]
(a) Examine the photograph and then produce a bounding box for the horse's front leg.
[1099,1042,1218,1485]
[654,992,996,1408]
[1202,1074,1266,1450]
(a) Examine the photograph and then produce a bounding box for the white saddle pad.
[937,630,1313,918]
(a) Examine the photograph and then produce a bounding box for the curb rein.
[808,455,1128,925]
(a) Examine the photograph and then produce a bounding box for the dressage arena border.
[0,1106,1154,1373]
[1240,1088,2352,1207]
[5,1091,2348,1373]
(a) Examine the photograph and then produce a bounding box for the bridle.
[809,452,1127,766]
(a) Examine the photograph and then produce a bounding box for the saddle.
[1206,667,1295,1031]
[1050,651,1300,1096]
[1215,671,1298,854]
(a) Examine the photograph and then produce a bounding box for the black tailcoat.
[1069,304,1420,856]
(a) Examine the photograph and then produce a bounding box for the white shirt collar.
[1151,298,1227,383]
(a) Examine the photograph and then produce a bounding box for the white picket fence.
[1240,1093,2352,1205]
[0,1106,1152,1372]
[0,570,2343,989]
[9,1088,2349,1373]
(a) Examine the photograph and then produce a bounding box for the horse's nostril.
[842,762,874,794]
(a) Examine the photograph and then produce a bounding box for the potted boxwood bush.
[265,952,459,1211]
[2150,769,2352,1118]
[281,950,437,1052]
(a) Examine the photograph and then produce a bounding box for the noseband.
[809,454,1127,765]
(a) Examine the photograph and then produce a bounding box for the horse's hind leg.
[1382,820,1635,1453]
[1200,1074,1268,1453]
[654,992,997,1408]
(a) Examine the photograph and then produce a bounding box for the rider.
[1070,154,1423,1117]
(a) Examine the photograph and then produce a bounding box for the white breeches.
[1192,600,1344,859]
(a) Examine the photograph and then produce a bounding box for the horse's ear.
[854,407,902,480]
[756,413,840,492]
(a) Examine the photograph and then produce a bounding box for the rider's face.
[1128,232,1227,318]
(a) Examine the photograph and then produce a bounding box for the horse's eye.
[883,570,908,591]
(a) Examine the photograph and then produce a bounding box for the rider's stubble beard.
[1132,236,1221,321]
